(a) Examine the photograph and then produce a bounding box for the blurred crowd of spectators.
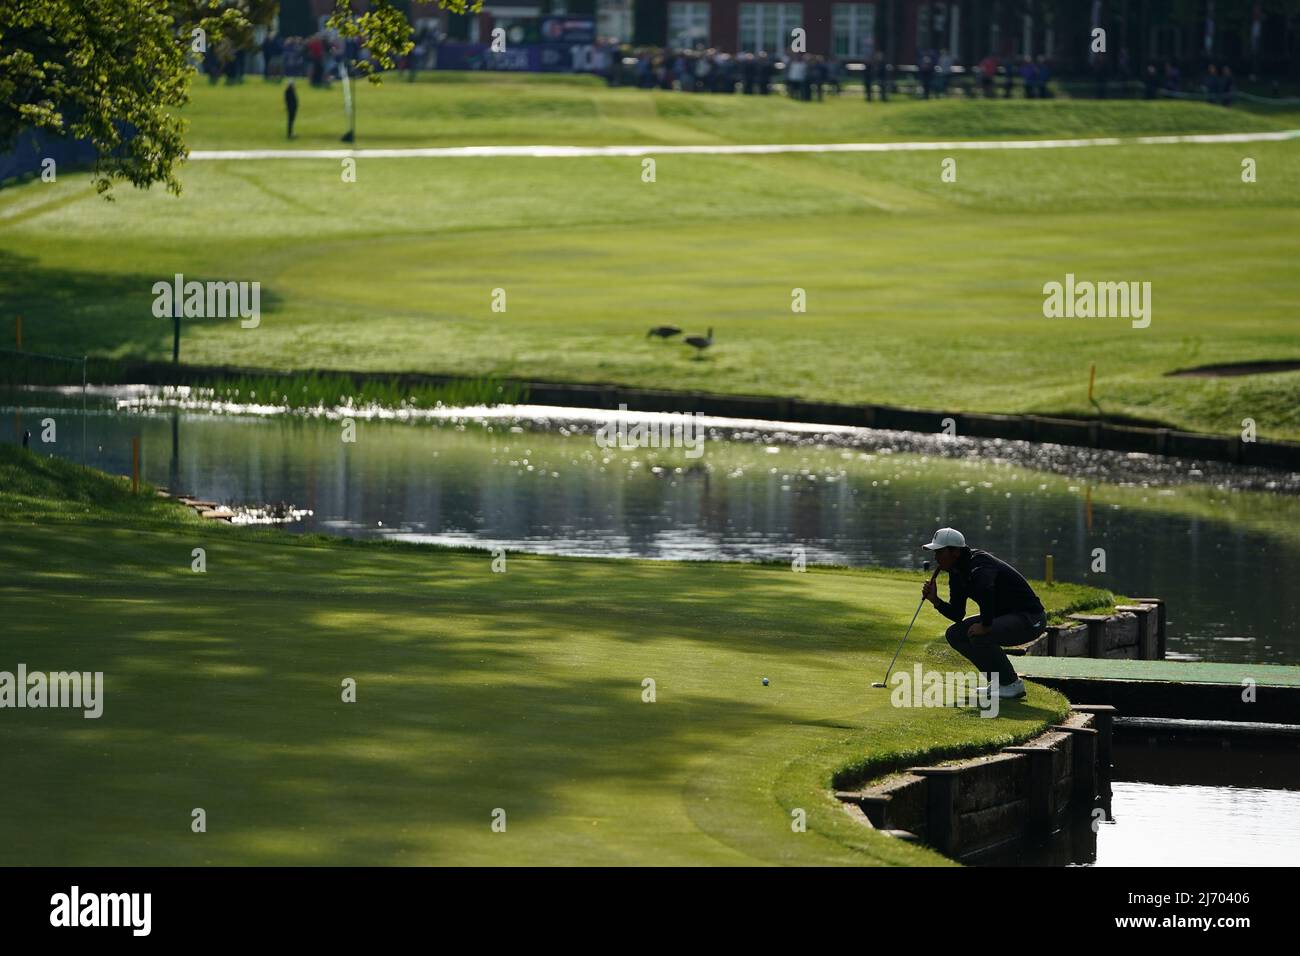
[204,29,1246,107]
[1140,60,1236,105]
[202,28,420,86]
[609,44,1242,106]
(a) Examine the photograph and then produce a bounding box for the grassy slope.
[2,77,1298,439]
[0,446,1116,865]
[180,73,1300,148]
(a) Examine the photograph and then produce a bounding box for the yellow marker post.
[1045,554,1055,586]
[1085,486,1093,532]
[1088,363,1096,404]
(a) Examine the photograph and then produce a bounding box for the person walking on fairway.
[284,81,299,139]
[920,528,1045,699]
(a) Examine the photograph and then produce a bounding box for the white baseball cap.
[922,527,967,550]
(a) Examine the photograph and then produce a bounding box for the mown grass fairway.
[0,447,1123,865]
[177,73,1300,148]
[1,75,1298,438]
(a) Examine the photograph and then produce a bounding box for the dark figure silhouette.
[284,81,299,139]
[1220,66,1235,106]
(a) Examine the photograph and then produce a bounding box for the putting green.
[0,446,1120,865]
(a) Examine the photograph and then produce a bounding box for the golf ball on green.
[762,677,769,685]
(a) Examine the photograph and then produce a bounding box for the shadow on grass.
[0,518,914,865]
[0,249,284,361]
[0,449,1072,864]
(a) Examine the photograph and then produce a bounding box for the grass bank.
[3,80,1296,440]
[0,446,1120,865]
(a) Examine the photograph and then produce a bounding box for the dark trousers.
[945,610,1045,685]
[287,108,297,138]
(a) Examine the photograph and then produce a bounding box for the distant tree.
[0,0,428,198]
[428,0,483,14]
[327,0,414,78]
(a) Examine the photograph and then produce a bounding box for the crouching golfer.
[920,527,1046,699]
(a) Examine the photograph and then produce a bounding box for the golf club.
[872,560,938,688]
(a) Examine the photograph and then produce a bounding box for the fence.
[0,129,98,187]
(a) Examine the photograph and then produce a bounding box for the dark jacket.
[934,549,1044,626]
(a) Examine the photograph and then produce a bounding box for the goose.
[647,325,682,339]
[684,327,713,358]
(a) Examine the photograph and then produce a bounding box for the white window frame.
[831,3,875,59]
[597,0,634,43]
[668,2,711,50]
[738,3,804,56]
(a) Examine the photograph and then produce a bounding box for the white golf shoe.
[997,679,1027,699]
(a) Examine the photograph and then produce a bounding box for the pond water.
[974,726,1300,867]
[1098,727,1300,867]
[7,385,1300,665]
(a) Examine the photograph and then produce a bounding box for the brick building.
[631,0,1293,70]
[281,1,1298,74]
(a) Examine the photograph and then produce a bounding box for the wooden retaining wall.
[1008,597,1165,661]
[836,705,1114,862]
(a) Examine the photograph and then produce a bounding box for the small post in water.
[81,356,87,466]
[1045,554,1054,586]
[132,436,140,493]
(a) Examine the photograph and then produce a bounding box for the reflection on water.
[1095,781,1300,867]
[1099,727,1300,866]
[981,728,1300,867]
[6,387,1300,664]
